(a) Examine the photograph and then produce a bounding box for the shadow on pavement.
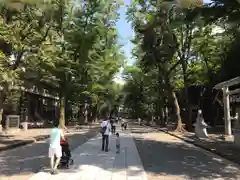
[1,123,239,180]
[29,133,146,179]
[0,135,20,146]
[0,128,98,179]
[131,128,240,180]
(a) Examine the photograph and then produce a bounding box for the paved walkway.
[0,125,99,152]
[131,124,240,180]
[28,131,147,180]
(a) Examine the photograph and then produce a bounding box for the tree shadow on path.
[133,131,240,180]
[0,128,98,179]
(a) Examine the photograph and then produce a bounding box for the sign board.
[6,115,20,129]
[230,95,240,103]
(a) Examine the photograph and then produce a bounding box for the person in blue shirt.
[49,121,65,174]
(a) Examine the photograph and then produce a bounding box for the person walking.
[138,117,141,125]
[116,133,120,153]
[49,122,65,174]
[110,118,116,133]
[100,116,112,152]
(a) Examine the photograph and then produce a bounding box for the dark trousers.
[102,134,109,151]
[124,124,127,130]
[112,125,116,133]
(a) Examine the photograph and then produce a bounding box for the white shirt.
[101,120,112,135]
[49,128,62,148]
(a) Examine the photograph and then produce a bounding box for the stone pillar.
[23,116,28,131]
[223,87,231,135]
[23,93,30,131]
[55,101,58,119]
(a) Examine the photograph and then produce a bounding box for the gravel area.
[0,127,99,180]
[130,124,240,180]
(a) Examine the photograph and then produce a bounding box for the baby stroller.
[59,138,74,168]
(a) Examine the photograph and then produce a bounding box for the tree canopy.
[0,0,124,127]
[123,0,240,131]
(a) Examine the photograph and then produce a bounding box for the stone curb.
[0,126,100,152]
[158,128,240,166]
[136,123,240,166]
[0,135,49,152]
[0,139,35,152]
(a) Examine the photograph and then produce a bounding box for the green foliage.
[0,0,125,125]
[124,0,238,126]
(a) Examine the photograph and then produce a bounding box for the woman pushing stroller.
[48,122,73,175]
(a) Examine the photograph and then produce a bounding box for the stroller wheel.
[69,159,74,165]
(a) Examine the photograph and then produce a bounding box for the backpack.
[100,122,108,134]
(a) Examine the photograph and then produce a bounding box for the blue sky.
[114,0,212,83]
[116,0,134,66]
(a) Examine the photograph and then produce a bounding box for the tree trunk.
[172,91,185,132]
[59,96,65,128]
[0,101,3,132]
[84,103,88,124]
[164,74,185,132]
[0,85,7,131]
[181,57,192,131]
[65,98,70,126]
[164,105,169,125]
[159,107,164,126]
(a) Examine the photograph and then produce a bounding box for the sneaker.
[51,169,59,175]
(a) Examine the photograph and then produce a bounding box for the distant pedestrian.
[138,118,141,125]
[121,119,125,130]
[100,116,112,152]
[116,133,120,153]
[122,119,128,130]
[124,121,128,130]
[49,122,65,174]
[110,119,116,133]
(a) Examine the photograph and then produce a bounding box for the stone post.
[223,87,231,135]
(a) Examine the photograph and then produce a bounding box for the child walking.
[116,133,120,153]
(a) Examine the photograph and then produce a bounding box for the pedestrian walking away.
[110,118,116,133]
[121,119,125,130]
[138,117,141,125]
[116,132,120,153]
[49,122,65,175]
[100,116,112,152]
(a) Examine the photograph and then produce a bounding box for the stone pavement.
[0,124,99,152]
[0,127,99,180]
[144,123,240,166]
[130,124,240,180]
[0,129,51,151]
[135,120,240,165]
[28,131,147,180]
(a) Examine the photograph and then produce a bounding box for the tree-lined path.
[1,0,240,179]
[1,123,240,180]
[28,127,147,180]
[25,123,240,180]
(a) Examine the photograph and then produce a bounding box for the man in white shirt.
[100,117,112,152]
[49,122,65,174]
